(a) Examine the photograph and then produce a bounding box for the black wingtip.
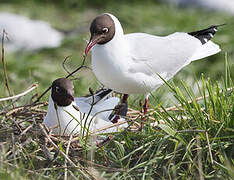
[188,24,225,44]
[96,89,113,100]
[208,23,226,31]
[215,23,226,27]
[108,102,128,122]
[81,88,113,105]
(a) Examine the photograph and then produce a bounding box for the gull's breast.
[91,45,161,94]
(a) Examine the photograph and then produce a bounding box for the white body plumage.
[43,94,126,135]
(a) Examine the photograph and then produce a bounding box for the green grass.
[0,58,233,179]
[93,59,233,179]
[0,1,233,179]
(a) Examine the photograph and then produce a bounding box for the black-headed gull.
[84,13,222,126]
[43,78,127,135]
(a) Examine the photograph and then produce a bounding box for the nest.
[0,83,142,143]
[0,80,163,179]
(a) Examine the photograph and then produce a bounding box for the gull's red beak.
[85,39,97,56]
[85,34,104,56]
[67,94,74,102]
[67,89,75,101]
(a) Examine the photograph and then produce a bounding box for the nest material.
[1,82,232,179]
[0,87,153,179]
[0,88,143,146]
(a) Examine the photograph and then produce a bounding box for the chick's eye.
[55,86,60,92]
[102,28,108,33]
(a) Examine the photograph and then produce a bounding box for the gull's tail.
[188,24,224,61]
[189,41,221,61]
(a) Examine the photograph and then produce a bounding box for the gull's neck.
[105,13,124,39]
[44,94,81,135]
[103,13,125,50]
[92,14,129,67]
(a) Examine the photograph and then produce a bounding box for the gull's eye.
[102,27,108,33]
[55,86,60,93]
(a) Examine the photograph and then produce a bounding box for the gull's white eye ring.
[102,27,109,33]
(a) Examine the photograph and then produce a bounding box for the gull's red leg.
[142,98,149,128]
[111,94,128,123]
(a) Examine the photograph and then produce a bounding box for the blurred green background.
[0,0,233,107]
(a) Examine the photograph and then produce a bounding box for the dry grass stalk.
[39,123,96,180]
[196,135,204,180]
[64,134,73,180]
[2,102,47,117]
[205,131,214,165]
[0,83,38,102]
[1,29,12,98]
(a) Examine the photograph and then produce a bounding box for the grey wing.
[125,32,202,80]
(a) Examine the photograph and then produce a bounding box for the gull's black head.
[85,14,115,55]
[51,78,74,107]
